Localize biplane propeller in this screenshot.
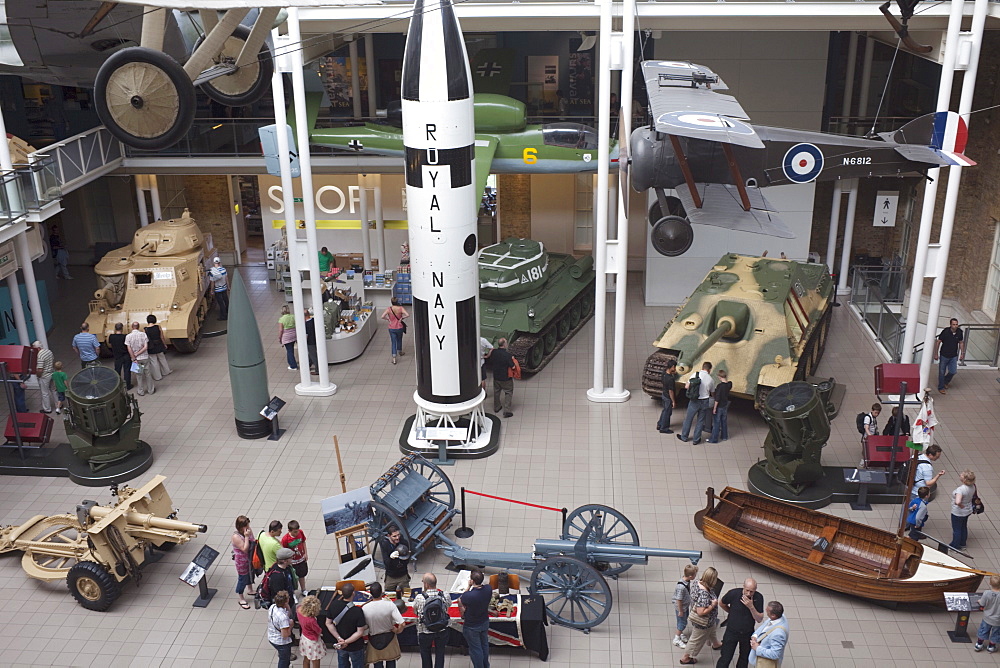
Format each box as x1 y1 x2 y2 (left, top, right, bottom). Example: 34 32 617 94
630 60 974 257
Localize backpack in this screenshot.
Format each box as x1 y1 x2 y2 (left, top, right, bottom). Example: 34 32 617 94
685 373 701 400
420 591 450 633
251 531 266 573
855 412 869 435
510 357 522 380
255 564 290 609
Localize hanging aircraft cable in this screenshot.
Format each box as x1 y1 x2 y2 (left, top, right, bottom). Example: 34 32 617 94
865 38 903 140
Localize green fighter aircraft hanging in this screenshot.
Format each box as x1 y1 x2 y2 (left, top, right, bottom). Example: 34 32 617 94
298 49 620 198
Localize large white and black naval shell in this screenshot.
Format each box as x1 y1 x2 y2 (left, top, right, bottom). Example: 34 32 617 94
402 0 481 405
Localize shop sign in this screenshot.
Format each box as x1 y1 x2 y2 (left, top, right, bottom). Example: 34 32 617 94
266 185 362 215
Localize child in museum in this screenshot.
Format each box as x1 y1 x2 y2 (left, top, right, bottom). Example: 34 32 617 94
672 563 698 648
975 574 1000 653
906 486 930 540
281 520 309 593
52 361 67 414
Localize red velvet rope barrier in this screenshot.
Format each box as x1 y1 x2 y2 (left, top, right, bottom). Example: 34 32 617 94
465 489 563 513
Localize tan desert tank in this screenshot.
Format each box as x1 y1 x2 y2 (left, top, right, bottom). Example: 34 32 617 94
641 253 834 407
85 209 215 353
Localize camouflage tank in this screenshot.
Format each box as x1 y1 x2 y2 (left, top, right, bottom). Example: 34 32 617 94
85 209 215 354
479 238 595 373
641 253 834 407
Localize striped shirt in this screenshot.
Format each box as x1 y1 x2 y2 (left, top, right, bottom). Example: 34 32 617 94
209 265 228 292
36 348 54 377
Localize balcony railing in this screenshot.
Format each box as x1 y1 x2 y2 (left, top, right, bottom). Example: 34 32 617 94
25 126 123 197
850 266 908 361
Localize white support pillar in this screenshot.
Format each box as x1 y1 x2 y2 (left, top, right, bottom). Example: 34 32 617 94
348 38 362 120
372 174 386 270
825 180 843 272
365 34 377 119
149 174 162 221
286 12 335 396
6 274 27 345
841 32 859 133
918 0 990 390
357 174 372 270
901 0 966 363
15 233 46 348
836 180 859 295
135 176 149 227
586 0 615 402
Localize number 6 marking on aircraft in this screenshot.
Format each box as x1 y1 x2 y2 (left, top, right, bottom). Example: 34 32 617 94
523 148 538 164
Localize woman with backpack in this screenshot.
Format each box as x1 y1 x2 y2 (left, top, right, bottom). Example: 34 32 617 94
231 515 255 609
381 298 409 365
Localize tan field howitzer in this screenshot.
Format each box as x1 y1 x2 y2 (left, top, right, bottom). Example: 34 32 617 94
0 476 206 611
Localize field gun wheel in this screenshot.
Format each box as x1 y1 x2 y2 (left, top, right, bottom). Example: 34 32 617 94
367 501 410 569
562 504 640 576
67 561 121 611
556 315 572 340
18 518 86 580
542 329 557 355
195 25 274 107
409 456 457 510
530 556 612 630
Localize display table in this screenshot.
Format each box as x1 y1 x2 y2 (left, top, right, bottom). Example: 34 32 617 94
325 310 377 363
316 589 548 661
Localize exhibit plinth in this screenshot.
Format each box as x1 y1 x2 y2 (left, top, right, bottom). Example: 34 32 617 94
586 388 631 403
747 462 907 510
0 441 154 486
400 392 501 460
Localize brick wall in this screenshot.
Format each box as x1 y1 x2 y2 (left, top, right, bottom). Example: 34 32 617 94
497 174 531 239
183 175 234 255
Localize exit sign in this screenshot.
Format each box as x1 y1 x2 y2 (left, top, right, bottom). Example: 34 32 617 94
293 197 303 203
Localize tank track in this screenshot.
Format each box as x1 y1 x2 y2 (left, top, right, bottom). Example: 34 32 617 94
641 351 679 399
507 284 596 375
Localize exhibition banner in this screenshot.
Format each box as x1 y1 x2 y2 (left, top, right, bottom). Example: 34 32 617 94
0 280 53 345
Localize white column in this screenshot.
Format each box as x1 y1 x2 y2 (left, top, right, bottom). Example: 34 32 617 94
587 0 613 401
349 38 362 120
365 34 377 119
901 0 966 363
358 174 372 270
918 0 990 389
825 180 843 272
836 180 858 295
135 176 149 227
15 233 46 348
841 32 859 133
149 174 162 221
6 274 28 345
373 174 387 270
289 10 334 395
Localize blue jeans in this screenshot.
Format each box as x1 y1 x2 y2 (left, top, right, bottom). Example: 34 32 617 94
235 571 251 594
271 641 292 668
978 620 1000 645
680 398 709 441
284 342 297 369
389 328 404 355
337 648 366 668
463 622 490 668
950 513 970 548
657 399 673 432
419 630 449 668
710 403 729 442
938 355 958 390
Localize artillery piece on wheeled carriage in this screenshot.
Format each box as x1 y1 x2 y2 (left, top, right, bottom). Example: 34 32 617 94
366 455 702 632
0 476 206 611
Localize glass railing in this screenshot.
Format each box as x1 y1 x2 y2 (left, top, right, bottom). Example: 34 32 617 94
850 267 907 361
959 325 1000 367
0 170 28 227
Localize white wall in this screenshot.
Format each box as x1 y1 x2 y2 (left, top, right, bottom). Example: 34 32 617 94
529 174 575 254
641 31 829 305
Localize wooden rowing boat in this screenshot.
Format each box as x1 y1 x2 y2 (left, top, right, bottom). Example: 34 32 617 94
694 487 983 603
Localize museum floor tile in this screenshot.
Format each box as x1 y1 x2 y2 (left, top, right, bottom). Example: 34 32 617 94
0 266 997 667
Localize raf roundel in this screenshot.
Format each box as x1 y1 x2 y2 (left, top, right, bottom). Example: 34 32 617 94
782 143 824 183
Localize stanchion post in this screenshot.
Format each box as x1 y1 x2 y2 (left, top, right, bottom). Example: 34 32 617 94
561 507 568 534
455 486 474 538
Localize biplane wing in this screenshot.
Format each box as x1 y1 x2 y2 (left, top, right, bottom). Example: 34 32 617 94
642 60 764 149
675 184 794 238
111 0 375 7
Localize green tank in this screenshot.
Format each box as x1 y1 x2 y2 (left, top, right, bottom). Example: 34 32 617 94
641 253 834 407
479 238 595 374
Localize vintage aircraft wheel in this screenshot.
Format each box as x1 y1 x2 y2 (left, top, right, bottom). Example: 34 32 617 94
95 47 195 150
568 302 583 329
542 329 557 355
196 25 274 107
648 197 686 226
366 501 410 569
650 215 694 257
67 561 121 612
530 556 612 630
562 504 640 576
556 315 572 340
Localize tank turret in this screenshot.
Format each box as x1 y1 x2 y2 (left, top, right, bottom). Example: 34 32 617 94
479 238 595 374
85 209 216 354
642 253 834 407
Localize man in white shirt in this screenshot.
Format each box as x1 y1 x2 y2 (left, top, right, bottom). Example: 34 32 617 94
362 582 403 668
124 322 154 396
677 361 716 445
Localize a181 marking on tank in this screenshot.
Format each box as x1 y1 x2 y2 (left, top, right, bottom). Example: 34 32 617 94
641 253 834 406
85 209 215 354
479 238 595 374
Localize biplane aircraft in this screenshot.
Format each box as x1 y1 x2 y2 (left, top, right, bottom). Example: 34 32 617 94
630 60 975 257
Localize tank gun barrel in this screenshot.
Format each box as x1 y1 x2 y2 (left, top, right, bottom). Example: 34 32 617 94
677 316 736 374
88 506 208 534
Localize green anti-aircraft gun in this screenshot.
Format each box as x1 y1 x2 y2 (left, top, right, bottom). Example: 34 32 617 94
479 239 595 374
